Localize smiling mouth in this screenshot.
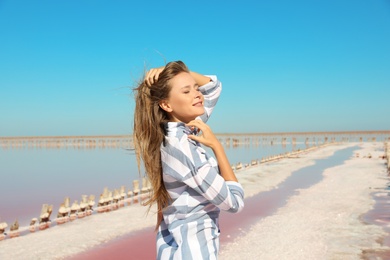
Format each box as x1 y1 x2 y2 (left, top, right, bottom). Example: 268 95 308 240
193 101 203 107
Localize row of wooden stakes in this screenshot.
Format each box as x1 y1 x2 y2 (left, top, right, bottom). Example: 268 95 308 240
385 142 390 174
0 178 152 241
232 144 326 170
354 142 389 170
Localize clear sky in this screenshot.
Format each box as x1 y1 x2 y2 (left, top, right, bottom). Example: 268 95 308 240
1 0 389 136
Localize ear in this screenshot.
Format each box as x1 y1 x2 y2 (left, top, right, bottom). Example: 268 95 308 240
159 100 172 112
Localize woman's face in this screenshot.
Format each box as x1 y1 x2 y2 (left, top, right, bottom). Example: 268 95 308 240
160 72 204 123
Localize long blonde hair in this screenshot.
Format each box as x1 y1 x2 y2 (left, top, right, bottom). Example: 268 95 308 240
133 61 189 225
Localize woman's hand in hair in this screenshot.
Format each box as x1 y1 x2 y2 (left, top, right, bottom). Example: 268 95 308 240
145 66 165 86
186 120 220 150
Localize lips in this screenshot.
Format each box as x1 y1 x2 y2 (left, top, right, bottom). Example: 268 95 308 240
193 101 203 107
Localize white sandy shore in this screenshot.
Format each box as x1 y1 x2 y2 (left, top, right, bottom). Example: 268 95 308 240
220 142 390 260
0 142 388 259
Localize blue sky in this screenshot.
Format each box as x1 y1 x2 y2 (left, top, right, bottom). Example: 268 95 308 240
1 0 389 136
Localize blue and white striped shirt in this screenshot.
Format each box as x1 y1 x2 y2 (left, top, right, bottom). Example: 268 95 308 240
156 76 245 259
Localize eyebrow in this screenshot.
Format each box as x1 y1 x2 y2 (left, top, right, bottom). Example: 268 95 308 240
181 83 199 90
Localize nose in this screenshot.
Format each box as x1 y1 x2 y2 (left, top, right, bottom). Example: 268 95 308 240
194 89 202 99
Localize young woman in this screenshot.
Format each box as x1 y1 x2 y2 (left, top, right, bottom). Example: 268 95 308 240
133 61 244 259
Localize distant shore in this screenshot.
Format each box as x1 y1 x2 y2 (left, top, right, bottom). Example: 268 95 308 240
1 130 389 151
1 129 390 139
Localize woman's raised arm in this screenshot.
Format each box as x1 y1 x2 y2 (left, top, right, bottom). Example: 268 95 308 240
144 66 211 87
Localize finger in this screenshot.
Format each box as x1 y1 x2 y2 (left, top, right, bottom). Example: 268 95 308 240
189 123 206 134
186 123 201 133
145 77 150 86
153 71 160 82
186 119 204 128
145 69 153 80
144 72 152 86
188 121 210 134
145 69 157 86
187 134 200 142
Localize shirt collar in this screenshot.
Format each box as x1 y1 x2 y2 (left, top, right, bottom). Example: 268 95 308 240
164 122 197 137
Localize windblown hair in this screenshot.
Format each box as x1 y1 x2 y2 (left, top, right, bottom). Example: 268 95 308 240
133 61 189 226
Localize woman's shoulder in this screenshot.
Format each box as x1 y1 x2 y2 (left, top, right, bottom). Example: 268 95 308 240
162 132 197 155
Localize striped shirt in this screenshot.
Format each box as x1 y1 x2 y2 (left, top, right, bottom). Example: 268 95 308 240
156 76 245 259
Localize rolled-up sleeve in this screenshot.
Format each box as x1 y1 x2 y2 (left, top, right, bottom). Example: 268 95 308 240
197 75 222 123
184 160 244 213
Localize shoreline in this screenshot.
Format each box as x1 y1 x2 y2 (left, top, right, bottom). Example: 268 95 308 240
0 142 389 259
220 142 390 259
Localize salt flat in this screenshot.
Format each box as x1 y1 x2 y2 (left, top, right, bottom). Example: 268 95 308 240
220 142 390 260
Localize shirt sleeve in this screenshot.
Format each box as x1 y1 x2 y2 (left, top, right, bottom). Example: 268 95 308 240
161 137 244 213
188 155 244 213
196 75 222 123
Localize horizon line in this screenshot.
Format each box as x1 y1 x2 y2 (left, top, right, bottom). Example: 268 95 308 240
1 130 390 140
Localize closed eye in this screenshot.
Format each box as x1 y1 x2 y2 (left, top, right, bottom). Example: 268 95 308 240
181 84 199 94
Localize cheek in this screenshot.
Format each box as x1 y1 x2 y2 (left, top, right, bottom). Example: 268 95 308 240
170 96 187 109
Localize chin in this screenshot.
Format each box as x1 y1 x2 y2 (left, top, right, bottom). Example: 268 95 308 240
181 109 205 122
194 111 205 118
195 107 205 115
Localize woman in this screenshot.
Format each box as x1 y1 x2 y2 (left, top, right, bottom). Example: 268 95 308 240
133 61 244 259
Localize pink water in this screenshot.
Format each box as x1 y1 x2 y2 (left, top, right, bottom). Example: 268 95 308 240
0 139 307 226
